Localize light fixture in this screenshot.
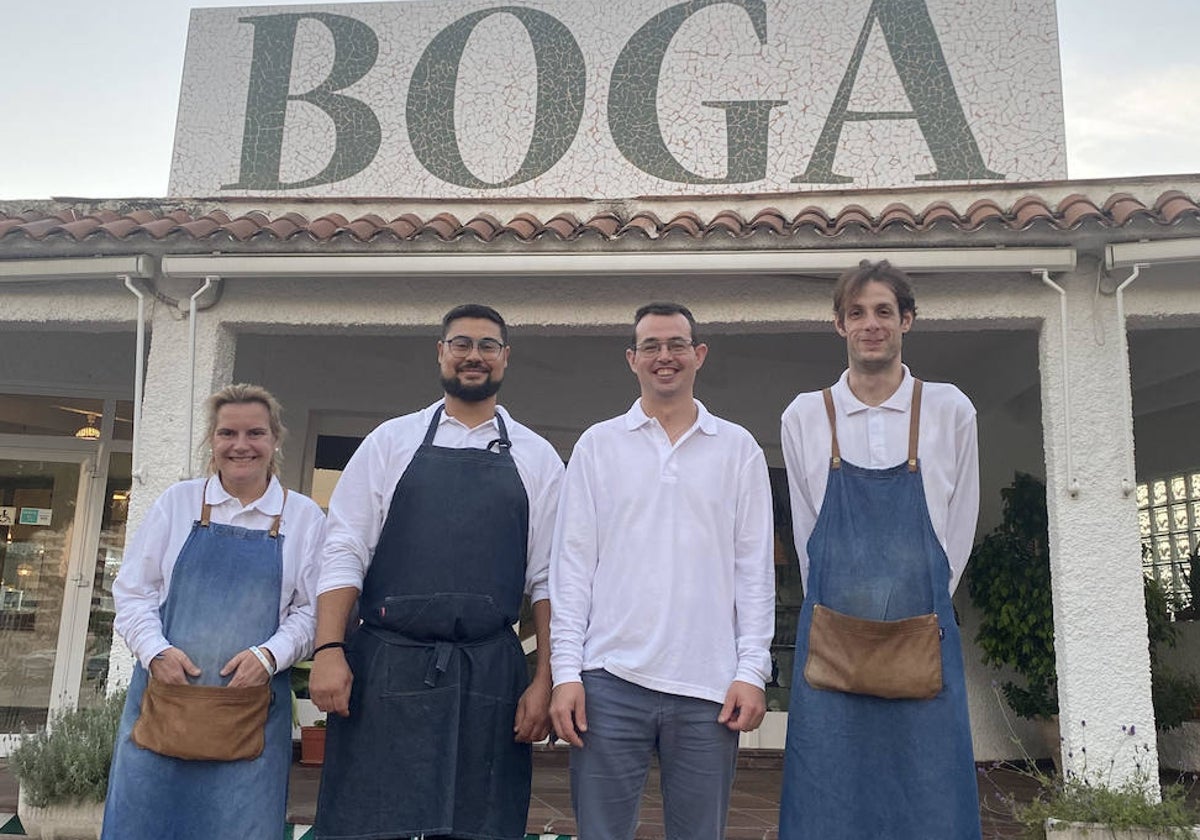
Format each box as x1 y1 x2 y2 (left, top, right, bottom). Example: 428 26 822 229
1106 238 1200 269
75 413 101 440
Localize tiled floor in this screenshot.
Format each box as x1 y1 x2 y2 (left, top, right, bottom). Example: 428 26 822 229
0 751 1193 838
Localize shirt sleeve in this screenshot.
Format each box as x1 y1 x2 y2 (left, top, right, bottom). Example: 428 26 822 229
781 401 819 589
112 493 176 669
523 446 564 604
732 446 777 687
945 398 980 593
549 435 600 687
262 504 326 670
318 430 388 595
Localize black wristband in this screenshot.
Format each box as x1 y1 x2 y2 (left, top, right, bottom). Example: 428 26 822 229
312 641 346 656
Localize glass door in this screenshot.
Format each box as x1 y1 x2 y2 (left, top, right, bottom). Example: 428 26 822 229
0 454 90 737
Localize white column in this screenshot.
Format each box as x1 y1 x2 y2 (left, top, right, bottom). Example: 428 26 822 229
108 300 235 691
1039 259 1155 784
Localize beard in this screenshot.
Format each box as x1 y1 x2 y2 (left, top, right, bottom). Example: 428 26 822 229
441 368 503 402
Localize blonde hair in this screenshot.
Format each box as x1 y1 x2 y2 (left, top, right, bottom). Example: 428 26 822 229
203 383 287 476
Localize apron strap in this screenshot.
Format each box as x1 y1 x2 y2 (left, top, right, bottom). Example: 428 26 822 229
908 379 924 473
199 477 213 526
425 404 513 452
822 388 841 469
200 477 288 535
268 488 288 538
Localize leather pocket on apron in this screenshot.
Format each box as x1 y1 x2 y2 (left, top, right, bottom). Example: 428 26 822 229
804 604 943 700
131 678 270 761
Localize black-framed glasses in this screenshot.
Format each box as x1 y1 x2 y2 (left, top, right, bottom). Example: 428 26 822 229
442 335 506 359
632 338 696 357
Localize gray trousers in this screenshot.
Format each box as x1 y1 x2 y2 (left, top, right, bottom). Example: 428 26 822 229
569 669 739 840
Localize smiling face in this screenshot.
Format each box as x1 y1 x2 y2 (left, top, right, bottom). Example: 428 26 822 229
438 316 509 402
211 401 276 494
835 279 912 375
627 312 707 404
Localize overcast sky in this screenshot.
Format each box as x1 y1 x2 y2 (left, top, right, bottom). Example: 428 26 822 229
0 0 1195 199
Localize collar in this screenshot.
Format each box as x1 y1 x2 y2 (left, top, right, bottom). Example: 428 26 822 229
428 399 504 432
623 398 718 436
206 473 284 514
832 365 914 415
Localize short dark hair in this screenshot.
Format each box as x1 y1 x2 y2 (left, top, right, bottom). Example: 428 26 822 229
832 260 918 323
442 303 508 343
632 302 699 346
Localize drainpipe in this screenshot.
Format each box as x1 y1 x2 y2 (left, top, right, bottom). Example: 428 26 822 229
1035 270 1079 498
122 276 147 485
1113 265 1143 498
184 277 215 480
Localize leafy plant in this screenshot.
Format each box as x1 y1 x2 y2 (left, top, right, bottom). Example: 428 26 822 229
967 473 1057 719
11 690 126 807
1153 668 1200 732
1012 723 1199 839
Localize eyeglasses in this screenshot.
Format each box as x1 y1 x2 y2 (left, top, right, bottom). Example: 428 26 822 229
632 339 696 357
442 336 506 359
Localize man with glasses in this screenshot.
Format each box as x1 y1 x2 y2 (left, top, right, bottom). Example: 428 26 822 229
549 302 775 840
310 304 564 840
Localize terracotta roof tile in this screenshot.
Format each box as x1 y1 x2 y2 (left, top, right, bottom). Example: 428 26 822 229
1 188 1199 252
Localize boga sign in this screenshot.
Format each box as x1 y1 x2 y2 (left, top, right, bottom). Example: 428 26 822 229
169 0 1066 198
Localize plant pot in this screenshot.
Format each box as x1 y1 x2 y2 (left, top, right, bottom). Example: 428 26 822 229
300 725 326 767
1046 818 1200 839
17 786 104 839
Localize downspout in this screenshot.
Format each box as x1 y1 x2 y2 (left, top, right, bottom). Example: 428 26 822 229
184 277 216 480
1113 265 1143 498
1035 270 1079 498
122 276 146 485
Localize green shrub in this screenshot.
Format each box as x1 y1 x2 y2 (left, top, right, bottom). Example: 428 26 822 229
11 690 126 807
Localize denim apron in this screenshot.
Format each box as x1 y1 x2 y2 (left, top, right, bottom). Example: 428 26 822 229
103 483 291 840
316 407 531 840
779 382 981 840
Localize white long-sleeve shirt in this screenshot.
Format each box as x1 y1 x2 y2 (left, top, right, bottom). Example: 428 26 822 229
113 475 326 671
550 399 776 705
318 401 564 602
781 366 979 594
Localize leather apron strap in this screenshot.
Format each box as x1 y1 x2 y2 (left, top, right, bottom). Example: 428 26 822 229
822 379 924 472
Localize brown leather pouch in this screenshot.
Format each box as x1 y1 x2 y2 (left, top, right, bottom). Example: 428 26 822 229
131 678 269 761
804 603 943 700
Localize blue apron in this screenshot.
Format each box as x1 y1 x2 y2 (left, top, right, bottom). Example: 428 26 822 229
779 382 981 840
315 406 531 840
103 484 292 840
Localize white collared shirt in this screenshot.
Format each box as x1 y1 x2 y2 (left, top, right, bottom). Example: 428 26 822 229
780 366 979 594
550 399 776 704
113 475 326 671
318 400 564 601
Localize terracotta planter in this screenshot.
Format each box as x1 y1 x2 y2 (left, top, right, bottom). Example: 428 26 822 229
1045 819 1200 839
17 786 104 839
300 725 326 766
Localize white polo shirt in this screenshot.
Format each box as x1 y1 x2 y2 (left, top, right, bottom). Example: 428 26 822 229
550 399 776 705
318 400 564 602
781 366 979 594
113 475 326 671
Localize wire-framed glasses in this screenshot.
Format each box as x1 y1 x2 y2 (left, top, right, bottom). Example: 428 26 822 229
442 336 506 359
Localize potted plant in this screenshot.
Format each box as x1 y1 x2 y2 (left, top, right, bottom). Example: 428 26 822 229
1012 724 1200 839
291 658 327 766
300 717 327 767
11 689 126 839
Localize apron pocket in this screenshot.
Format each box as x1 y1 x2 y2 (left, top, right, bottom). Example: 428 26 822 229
131 678 269 761
377 593 508 639
804 604 942 700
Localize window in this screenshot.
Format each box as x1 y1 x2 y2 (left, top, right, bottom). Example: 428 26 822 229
1138 471 1200 617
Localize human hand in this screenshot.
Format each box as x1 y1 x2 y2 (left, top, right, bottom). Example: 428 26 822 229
717 680 766 732
514 675 552 743
310 647 353 717
149 647 201 685
549 682 588 748
220 649 274 687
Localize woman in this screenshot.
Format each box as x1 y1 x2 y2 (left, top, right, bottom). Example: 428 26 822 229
102 384 325 839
